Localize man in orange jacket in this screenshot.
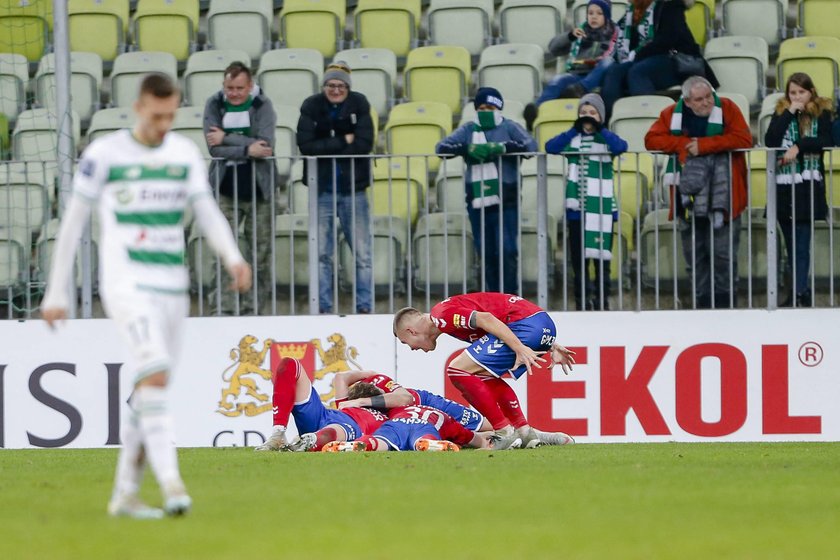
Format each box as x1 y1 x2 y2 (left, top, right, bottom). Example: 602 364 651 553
645 76 753 309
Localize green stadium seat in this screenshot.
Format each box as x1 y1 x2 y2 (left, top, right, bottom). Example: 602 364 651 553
110 51 178 107
0 0 52 62
279 0 345 58
333 48 397 119
719 92 751 125
704 35 769 109
132 0 199 62
777 36 840 103
685 0 715 48
0 53 28 124
614 151 655 222
368 157 428 228
427 0 493 57
353 0 421 58
520 156 567 234
477 43 544 107
257 48 324 115
68 0 128 62
34 52 103 125
533 98 579 151
183 49 251 107
404 46 471 115
207 0 273 61
0 171 48 239
0 112 9 158
499 0 566 50
384 101 452 174
798 0 840 41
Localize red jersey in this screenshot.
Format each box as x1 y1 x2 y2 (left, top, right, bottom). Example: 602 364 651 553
430 292 543 342
343 407 388 435
363 373 420 404
388 405 475 446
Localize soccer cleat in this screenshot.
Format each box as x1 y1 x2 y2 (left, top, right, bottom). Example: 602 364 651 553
321 440 366 452
517 427 543 449
107 494 164 520
254 429 290 452
488 434 522 450
533 429 575 445
287 432 318 452
163 482 192 517
415 439 460 452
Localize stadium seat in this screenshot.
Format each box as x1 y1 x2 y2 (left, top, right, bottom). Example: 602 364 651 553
0 113 9 158
611 210 634 282
368 157 428 227
35 218 98 290
798 0 840 41
333 48 397 119
718 92 751 125
339 214 410 294
459 99 526 128
132 0 199 62
519 210 558 293
520 156 567 234
498 0 565 50
824 149 840 207
758 92 785 145
639 208 688 288
34 52 103 124
0 0 52 62
572 0 628 26
0 161 55 204
285 160 308 213
257 48 324 115
532 98 579 150
477 43 545 107
0 224 28 297
721 0 788 51
776 37 840 103
0 53 28 124
275 104 301 180
171 106 210 160
739 208 777 285
0 173 48 241
68 0 128 63
813 208 840 285
744 149 769 209
279 0 345 58
273 213 310 287
685 0 715 48
403 46 471 115
207 0 273 62
704 36 769 109
353 0 421 58
12 109 81 169
614 151 656 221
609 95 674 152
87 107 136 143
183 49 251 107
426 0 494 57
187 219 249 290
384 101 453 174
434 157 466 214
412 212 476 292
110 51 178 107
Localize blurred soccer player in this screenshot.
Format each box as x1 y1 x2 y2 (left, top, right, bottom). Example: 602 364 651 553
393 292 575 447
42 73 252 519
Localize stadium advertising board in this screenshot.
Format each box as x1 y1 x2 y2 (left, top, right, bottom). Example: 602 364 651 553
0 310 837 448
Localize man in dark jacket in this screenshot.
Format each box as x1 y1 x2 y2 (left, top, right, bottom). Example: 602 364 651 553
296 62 374 314
204 61 279 315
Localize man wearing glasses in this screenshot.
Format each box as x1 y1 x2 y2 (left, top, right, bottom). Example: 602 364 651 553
297 62 375 314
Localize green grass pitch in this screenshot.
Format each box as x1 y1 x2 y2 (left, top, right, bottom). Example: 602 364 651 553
1 443 839 560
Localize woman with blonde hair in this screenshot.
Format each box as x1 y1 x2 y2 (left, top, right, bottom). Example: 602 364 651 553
765 72 834 307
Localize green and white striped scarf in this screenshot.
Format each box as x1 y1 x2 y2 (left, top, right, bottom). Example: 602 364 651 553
663 93 724 185
777 115 821 185
222 95 254 167
470 110 504 209
565 132 616 260
618 1 656 62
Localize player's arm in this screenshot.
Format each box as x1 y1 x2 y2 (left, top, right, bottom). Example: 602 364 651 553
333 370 379 400
338 390 414 410
41 195 93 328
473 311 546 376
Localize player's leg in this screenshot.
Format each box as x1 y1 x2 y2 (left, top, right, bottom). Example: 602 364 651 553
412 425 459 452
447 352 512 432
108 410 162 519
255 357 311 451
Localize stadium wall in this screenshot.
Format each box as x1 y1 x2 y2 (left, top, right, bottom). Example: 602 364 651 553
1 310 837 449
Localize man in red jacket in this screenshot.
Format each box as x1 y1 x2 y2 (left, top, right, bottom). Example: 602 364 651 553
645 76 752 309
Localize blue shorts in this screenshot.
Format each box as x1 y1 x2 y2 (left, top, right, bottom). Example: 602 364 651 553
415 389 484 431
374 418 441 451
292 387 361 441
466 311 556 380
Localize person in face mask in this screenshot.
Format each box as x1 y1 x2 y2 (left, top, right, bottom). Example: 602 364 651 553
436 87 538 294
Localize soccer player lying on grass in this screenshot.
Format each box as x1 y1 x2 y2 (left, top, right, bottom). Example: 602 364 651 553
254 357 387 452
393 292 576 447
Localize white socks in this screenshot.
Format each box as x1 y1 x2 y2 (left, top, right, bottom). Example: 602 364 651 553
112 409 145 500
132 386 184 493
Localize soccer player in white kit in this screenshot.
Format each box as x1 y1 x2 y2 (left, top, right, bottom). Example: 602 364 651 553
42 74 252 519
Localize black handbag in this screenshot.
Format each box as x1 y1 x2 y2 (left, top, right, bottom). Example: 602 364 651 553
670 50 706 77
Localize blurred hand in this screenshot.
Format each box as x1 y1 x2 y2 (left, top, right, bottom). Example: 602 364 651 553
42 307 67 330
344 133 355 144
551 344 576 375
782 144 800 164
572 28 586 39
788 101 805 114
206 126 225 147
227 262 252 292
247 140 273 158
686 138 700 157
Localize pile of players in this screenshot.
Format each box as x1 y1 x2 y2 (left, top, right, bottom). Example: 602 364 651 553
256 292 577 453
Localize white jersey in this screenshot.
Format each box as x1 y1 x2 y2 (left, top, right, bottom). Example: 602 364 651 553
74 129 210 295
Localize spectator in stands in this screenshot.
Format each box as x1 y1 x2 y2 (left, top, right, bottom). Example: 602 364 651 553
436 87 538 294
600 0 718 120
523 0 618 132
204 61 279 315
832 99 840 146
765 72 833 308
545 93 628 311
297 61 374 314
645 76 752 309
